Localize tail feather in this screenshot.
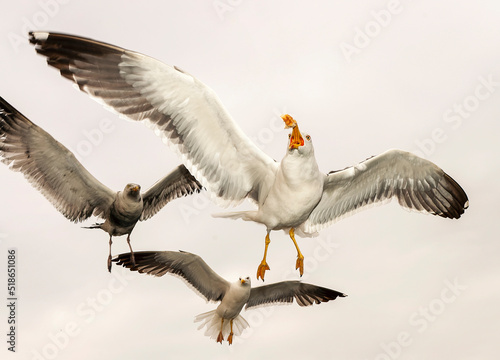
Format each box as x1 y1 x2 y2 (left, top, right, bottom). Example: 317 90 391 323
82 222 103 229
194 310 249 341
212 211 258 222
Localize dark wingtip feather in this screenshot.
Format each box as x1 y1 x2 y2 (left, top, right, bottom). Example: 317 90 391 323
440 172 469 219
113 251 158 274
28 31 37 44
0 96 20 116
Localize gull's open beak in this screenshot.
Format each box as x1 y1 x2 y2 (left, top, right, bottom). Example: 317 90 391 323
282 114 304 150
131 185 140 192
289 125 304 150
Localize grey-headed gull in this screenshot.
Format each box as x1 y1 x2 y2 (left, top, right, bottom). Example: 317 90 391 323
0 96 202 271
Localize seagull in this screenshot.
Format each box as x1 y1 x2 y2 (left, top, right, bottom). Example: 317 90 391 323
29 31 469 280
113 250 346 344
0 96 202 271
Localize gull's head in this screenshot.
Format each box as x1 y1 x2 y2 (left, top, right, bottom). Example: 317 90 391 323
281 114 314 156
239 276 251 287
124 183 141 198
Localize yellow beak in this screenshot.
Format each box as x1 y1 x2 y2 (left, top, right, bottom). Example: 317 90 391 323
241 279 246 284
289 125 304 150
282 114 304 149
131 185 140 192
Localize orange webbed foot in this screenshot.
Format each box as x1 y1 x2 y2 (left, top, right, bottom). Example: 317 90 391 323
227 332 234 345
295 255 304 277
216 331 224 344
256 261 270 281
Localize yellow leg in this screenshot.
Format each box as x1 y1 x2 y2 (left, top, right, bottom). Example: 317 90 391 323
289 228 304 276
227 319 234 345
256 232 271 281
216 318 224 344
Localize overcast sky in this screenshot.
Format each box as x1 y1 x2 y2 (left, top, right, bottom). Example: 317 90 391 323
1 1 499 359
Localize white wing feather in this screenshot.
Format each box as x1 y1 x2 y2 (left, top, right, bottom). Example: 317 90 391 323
301 149 469 234
30 32 278 207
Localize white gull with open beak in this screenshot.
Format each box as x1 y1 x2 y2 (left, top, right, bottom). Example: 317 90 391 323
29 32 469 280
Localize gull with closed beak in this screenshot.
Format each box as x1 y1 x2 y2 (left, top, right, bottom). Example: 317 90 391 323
0 96 202 271
113 250 346 344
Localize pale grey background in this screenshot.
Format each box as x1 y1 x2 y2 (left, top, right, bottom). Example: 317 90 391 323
1 1 499 359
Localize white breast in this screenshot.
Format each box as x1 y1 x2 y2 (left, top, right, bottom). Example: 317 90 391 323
216 282 251 320
258 148 324 230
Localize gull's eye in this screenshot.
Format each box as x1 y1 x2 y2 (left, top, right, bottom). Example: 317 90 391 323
288 134 291 138
246 277 250 280
239 277 241 281
306 135 311 141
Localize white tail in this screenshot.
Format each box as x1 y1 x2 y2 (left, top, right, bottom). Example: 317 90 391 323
194 310 249 341
212 210 258 222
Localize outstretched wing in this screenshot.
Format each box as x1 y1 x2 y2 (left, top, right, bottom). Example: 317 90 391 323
113 251 230 302
245 280 346 309
0 97 115 222
29 31 278 207
301 149 469 234
140 164 203 221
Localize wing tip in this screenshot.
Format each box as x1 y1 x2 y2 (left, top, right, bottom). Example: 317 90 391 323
0 97 21 118
29 31 49 44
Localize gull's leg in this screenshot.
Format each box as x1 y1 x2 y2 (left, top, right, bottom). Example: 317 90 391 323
126 234 136 266
289 228 304 276
216 318 224 344
107 235 113 273
256 231 271 281
227 319 234 345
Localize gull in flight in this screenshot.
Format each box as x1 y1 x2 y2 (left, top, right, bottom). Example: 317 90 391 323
113 250 346 344
0 96 202 271
29 32 469 280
